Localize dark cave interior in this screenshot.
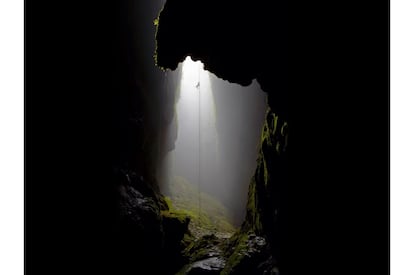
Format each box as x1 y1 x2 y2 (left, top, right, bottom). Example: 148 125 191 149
110 0 288 274
26 0 389 274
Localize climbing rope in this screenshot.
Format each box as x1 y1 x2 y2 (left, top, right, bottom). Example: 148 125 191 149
197 62 202 226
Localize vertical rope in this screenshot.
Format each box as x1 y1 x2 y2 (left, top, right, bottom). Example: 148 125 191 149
198 62 201 226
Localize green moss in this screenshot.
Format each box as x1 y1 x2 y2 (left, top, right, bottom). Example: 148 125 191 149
175 234 225 274
184 240 210 261
263 157 269 187
261 110 279 148
244 175 262 234
168 176 236 234
281 122 288 136
261 109 285 152
220 231 250 275
271 113 278 135
275 141 281 154
164 196 173 210
181 232 195 253
281 121 288 152
153 5 165 70
161 209 189 224
261 120 271 146
161 195 192 226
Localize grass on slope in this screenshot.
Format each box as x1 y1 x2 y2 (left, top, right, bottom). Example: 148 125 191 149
165 176 236 237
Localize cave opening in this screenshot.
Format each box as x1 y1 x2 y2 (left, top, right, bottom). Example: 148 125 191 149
158 56 268 240
110 1 288 273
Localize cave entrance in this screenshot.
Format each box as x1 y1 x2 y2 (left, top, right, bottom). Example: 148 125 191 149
160 56 267 239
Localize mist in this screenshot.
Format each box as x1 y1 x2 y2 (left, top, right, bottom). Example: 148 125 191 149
160 57 267 226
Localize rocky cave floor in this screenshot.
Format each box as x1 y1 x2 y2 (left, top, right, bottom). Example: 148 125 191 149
161 176 277 275
118 169 279 275
174 222 274 275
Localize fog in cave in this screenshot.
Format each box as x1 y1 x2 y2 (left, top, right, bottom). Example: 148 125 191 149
159 56 267 226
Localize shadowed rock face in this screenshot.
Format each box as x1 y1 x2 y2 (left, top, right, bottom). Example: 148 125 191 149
155 0 288 118
186 257 226 274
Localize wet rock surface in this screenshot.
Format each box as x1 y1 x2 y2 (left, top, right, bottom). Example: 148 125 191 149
176 231 272 275
115 168 190 274
185 257 226 274
220 231 269 275
178 234 227 274
114 169 165 274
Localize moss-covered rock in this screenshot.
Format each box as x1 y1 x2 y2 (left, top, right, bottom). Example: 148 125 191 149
221 108 287 273
172 108 287 274
159 192 203 274
183 234 223 262
161 209 192 273
220 230 268 275
177 234 227 275
245 109 288 235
